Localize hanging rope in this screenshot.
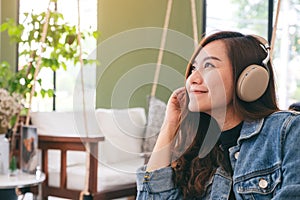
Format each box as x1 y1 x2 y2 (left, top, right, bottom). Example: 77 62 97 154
76 0 92 199
25 0 51 125
270 0 281 58
76 0 89 139
151 0 173 97
151 0 198 96
190 0 199 49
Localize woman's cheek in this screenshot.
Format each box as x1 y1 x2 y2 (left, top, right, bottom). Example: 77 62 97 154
206 74 229 107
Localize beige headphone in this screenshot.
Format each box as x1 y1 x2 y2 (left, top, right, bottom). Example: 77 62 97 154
236 35 271 102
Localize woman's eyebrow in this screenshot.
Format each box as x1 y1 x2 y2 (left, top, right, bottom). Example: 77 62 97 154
192 56 221 66
203 56 221 62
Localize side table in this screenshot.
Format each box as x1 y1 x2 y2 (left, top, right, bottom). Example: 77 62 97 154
0 171 45 200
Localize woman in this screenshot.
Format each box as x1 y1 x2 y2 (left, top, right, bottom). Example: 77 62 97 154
136 31 300 199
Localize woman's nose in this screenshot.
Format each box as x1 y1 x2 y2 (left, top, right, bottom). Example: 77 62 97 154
188 70 204 85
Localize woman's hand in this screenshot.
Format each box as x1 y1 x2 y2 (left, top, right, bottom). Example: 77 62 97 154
162 87 187 131
146 87 186 171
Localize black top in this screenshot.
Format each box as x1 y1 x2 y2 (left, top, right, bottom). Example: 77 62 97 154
219 122 243 156
218 122 243 200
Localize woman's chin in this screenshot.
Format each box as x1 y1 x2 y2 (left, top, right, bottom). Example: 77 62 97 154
188 104 201 112
188 103 212 114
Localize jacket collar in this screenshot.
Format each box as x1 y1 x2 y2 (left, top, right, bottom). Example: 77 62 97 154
237 118 264 145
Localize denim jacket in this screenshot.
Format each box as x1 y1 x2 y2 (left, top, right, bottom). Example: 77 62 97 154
136 111 300 199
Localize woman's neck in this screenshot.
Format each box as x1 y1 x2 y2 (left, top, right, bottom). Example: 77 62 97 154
209 106 243 131
222 116 243 131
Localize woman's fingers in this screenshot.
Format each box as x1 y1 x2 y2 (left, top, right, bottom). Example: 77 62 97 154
164 87 186 125
174 87 186 108
169 87 186 111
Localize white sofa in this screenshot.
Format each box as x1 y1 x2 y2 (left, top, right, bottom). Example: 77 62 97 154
30 108 147 199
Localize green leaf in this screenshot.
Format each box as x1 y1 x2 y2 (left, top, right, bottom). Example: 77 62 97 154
61 62 67 71
40 89 46 98
93 31 100 39
0 22 8 31
47 89 54 97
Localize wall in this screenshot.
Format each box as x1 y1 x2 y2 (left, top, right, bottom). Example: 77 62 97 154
0 0 18 70
0 0 204 109
96 0 203 109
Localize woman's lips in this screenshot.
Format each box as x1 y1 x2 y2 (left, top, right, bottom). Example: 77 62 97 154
189 87 208 94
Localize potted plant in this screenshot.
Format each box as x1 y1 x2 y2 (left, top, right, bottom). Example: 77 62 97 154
0 62 25 174
0 79 24 135
0 87 23 174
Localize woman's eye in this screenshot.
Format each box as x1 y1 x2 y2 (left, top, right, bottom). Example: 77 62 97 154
203 62 215 68
191 62 214 72
191 65 197 71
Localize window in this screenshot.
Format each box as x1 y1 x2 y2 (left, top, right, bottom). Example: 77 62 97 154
206 0 269 37
18 0 97 111
205 0 300 109
271 0 300 108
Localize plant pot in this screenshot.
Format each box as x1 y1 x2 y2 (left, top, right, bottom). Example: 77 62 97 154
0 134 9 174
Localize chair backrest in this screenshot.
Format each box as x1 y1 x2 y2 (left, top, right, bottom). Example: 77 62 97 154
30 111 101 166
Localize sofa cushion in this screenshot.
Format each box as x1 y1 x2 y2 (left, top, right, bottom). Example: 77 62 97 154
95 108 146 164
30 111 101 137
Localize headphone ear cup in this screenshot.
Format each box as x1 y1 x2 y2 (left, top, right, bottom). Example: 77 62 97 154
237 65 269 102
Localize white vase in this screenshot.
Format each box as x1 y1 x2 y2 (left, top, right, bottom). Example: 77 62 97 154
0 134 9 174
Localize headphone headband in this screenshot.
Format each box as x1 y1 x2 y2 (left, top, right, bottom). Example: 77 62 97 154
250 34 270 68
262 48 270 67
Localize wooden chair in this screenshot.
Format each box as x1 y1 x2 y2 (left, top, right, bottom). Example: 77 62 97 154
38 135 139 200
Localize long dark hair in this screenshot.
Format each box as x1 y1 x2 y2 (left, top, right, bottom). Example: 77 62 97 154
172 31 279 198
